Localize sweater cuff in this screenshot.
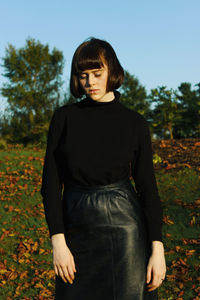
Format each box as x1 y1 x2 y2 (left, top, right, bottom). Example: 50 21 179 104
147 222 163 243
44 216 65 239
48 227 66 239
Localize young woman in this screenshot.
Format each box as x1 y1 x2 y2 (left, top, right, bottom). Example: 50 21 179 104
40 37 166 300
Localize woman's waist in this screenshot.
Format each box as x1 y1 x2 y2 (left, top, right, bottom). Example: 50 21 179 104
64 176 131 192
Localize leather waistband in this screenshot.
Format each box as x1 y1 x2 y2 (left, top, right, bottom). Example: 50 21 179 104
65 177 131 192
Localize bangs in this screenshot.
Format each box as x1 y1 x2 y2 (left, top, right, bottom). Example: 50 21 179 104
74 46 105 73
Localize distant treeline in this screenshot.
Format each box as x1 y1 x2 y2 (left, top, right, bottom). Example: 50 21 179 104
0 38 199 146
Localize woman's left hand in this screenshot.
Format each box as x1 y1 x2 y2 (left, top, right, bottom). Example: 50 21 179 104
146 241 166 292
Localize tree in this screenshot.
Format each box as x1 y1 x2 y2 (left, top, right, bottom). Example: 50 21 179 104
148 86 178 139
175 82 200 138
60 88 78 106
119 70 149 118
1 38 64 145
195 83 200 136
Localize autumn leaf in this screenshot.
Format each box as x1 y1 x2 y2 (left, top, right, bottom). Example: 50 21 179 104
163 215 174 225
185 249 196 256
35 282 45 289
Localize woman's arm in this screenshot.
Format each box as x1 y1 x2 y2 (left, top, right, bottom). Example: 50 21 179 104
131 115 166 290
40 108 66 238
131 116 163 242
40 108 77 283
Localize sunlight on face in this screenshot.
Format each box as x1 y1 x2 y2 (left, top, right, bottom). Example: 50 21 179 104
78 64 114 102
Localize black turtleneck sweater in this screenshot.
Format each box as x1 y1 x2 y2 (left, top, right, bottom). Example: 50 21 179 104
40 91 163 242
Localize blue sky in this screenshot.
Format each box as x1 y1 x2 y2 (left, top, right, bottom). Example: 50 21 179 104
0 0 199 113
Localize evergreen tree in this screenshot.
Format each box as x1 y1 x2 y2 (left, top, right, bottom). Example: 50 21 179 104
148 86 178 139
175 82 200 138
119 70 149 118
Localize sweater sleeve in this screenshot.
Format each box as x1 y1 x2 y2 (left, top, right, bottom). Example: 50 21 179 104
40 108 66 239
131 117 163 242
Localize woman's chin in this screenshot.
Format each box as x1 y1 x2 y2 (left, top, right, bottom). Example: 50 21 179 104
87 93 102 101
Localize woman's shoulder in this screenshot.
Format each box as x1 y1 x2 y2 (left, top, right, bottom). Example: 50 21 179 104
120 104 148 127
55 98 86 112
52 102 77 117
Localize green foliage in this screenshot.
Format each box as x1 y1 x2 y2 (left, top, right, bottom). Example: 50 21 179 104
174 82 200 138
148 86 178 139
119 70 150 117
153 153 162 164
1 38 64 145
0 137 7 150
148 83 200 139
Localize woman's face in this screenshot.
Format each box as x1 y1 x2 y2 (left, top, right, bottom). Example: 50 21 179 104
78 63 114 102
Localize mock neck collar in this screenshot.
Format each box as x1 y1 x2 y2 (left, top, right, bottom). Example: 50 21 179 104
84 90 120 107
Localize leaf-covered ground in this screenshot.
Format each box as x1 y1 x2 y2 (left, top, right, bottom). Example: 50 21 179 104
0 140 199 299
152 138 200 172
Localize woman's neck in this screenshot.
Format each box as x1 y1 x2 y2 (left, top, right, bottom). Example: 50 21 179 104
84 90 120 107
88 91 115 103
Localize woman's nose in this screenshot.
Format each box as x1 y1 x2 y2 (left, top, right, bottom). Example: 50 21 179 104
86 74 95 86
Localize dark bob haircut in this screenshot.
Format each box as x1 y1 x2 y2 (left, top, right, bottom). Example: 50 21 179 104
70 37 124 98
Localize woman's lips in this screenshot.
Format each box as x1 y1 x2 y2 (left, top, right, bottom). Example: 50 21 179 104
89 89 99 93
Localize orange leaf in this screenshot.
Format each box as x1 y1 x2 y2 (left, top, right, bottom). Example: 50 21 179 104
39 248 45 254
185 249 196 256
19 271 28 279
179 282 184 289
166 274 176 281
8 271 18 280
179 258 187 266
165 233 172 238
175 246 181 252
163 215 174 225
32 241 38 252
194 142 200 146
178 291 184 297
35 282 44 289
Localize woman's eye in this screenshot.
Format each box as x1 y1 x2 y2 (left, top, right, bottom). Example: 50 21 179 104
95 73 101 77
79 74 86 79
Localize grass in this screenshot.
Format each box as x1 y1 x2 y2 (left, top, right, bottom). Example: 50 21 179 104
0 146 199 299
155 168 200 299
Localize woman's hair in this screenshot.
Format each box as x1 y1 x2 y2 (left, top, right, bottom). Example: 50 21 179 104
70 37 124 98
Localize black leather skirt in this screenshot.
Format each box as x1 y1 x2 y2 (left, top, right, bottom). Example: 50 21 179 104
55 177 158 300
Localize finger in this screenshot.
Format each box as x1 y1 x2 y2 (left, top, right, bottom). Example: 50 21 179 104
147 282 157 288
70 255 76 275
71 255 77 273
67 264 75 281
61 265 73 284
58 266 68 283
54 264 59 276
146 267 152 284
147 278 162 291
150 272 160 287
147 286 157 292
147 280 158 290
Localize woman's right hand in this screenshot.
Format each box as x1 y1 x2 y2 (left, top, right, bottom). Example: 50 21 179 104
51 233 77 284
